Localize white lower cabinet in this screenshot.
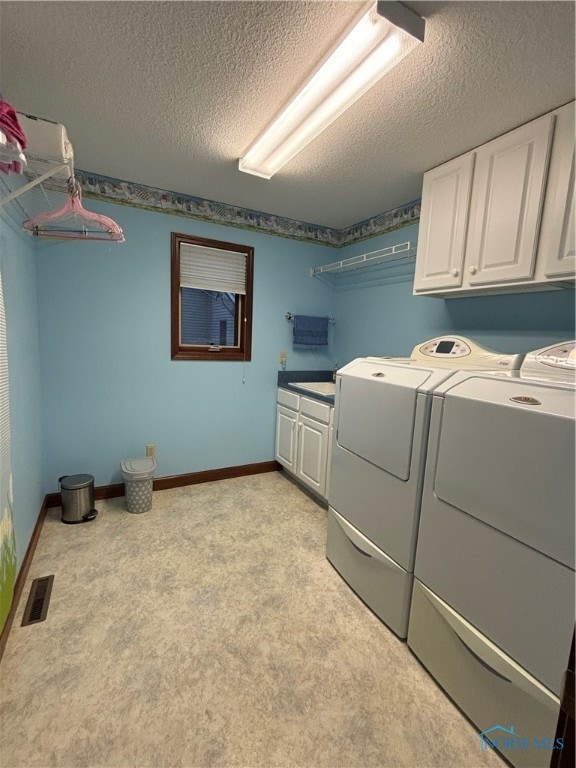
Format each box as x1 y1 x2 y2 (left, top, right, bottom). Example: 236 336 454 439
275 405 298 471
295 414 329 497
275 388 333 501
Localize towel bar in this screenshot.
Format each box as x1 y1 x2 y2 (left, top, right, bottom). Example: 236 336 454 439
285 312 335 324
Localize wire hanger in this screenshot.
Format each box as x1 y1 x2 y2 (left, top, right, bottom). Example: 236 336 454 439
22 178 124 242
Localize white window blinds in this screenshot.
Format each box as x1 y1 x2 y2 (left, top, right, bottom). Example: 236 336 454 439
180 242 247 295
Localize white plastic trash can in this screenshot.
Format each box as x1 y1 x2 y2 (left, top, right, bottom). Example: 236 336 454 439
121 457 156 513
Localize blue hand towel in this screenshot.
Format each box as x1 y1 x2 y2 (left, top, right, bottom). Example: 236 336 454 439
293 315 329 348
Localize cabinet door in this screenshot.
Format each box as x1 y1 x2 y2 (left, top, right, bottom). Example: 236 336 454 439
296 415 329 498
466 113 554 285
540 102 576 278
326 425 334 502
413 153 474 292
275 405 298 471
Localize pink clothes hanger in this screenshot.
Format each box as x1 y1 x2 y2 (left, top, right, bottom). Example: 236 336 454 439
22 179 124 242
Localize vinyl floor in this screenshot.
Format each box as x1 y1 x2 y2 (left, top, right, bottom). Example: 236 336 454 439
0 471 505 768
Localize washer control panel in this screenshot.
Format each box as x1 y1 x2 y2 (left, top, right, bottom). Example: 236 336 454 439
521 341 576 382
408 336 523 370
418 338 471 358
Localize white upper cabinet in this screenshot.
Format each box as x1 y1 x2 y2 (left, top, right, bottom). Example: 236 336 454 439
466 114 553 285
414 101 575 296
413 153 474 291
539 101 576 278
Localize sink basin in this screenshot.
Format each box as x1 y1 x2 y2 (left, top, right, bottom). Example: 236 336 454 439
293 381 336 395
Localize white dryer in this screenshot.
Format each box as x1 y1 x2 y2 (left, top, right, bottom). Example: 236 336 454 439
326 336 523 638
408 341 575 768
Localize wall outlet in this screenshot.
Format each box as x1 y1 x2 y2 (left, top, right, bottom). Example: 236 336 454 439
146 444 156 458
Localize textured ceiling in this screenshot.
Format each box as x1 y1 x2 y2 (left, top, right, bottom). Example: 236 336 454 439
0 1 574 229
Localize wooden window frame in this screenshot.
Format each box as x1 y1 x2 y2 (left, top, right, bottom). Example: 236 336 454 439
171 232 253 361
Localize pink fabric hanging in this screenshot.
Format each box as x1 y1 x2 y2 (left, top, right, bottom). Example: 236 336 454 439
0 99 27 148
0 99 27 174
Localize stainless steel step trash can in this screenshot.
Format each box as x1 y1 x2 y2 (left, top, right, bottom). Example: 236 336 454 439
121 457 156 513
59 474 98 524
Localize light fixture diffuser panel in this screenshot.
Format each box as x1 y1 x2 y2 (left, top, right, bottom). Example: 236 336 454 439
239 1 425 179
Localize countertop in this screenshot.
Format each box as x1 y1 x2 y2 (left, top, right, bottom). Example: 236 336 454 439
277 370 335 405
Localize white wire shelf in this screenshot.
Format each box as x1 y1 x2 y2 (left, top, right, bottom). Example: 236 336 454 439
0 150 74 205
0 155 74 227
310 241 416 287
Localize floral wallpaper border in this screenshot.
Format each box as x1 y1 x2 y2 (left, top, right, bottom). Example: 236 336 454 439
74 170 420 248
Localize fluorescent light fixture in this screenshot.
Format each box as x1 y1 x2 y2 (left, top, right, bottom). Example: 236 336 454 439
239 1 425 179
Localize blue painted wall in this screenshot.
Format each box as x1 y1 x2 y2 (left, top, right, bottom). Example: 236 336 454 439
36 200 336 491
0 215 44 568
333 223 576 363
35 201 576 494
5 190 575 567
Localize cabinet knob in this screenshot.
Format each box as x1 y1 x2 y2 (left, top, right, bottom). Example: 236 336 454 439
451 268 459 277
469 265 478 275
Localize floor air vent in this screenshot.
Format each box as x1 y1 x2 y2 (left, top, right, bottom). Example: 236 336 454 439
21 575 54 626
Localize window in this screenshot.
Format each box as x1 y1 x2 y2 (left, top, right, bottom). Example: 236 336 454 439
171 232 253 360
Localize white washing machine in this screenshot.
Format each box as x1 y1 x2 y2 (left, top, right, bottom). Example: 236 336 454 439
408 341 575 768
326 336 523 638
